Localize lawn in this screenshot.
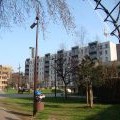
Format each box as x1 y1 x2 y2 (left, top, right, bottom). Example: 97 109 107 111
4 87 18 94
4 88 60 94
0 97 120 120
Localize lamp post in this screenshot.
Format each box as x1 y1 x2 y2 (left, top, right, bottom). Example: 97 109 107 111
18 64 21 93
54 56 57 98
30 13 39 116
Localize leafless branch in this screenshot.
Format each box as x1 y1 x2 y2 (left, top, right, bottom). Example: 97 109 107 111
0 0 75 32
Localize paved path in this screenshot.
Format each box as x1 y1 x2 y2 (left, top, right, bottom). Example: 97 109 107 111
0 107 21 120
0 90 22 120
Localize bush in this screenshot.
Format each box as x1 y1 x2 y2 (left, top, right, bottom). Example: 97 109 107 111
51 88 64 93
93 78 120 103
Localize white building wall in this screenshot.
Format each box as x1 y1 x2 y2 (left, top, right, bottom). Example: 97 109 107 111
103 41 111 62
97 42 104 62
78 47 89 62
109 41 117 61
49 56 55 87
98 42 110 62
38 57 44 83
98 41 117 62
49 60 55 87
29 58 34 84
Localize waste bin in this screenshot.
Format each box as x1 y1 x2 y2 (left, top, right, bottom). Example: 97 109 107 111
35 89 45 112
36 102 44 111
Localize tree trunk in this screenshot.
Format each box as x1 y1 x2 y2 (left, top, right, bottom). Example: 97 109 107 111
64 84 67 99
88 82 93 108
86 82 89 106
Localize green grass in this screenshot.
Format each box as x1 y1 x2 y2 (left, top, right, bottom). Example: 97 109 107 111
0 97 120 120
0 97 33 120
4 88 64 94
37 98 120 120
41 88 53 93
4 88 18 94
41 88 64 94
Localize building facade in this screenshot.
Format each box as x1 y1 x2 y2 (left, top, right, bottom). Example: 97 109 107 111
25 41 118 88
0 65 12 90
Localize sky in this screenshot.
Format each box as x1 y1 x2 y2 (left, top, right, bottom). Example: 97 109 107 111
0 0 119 72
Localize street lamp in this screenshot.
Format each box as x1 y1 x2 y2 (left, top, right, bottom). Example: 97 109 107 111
54 57 57 98
30 14 39 116
18 64 21 93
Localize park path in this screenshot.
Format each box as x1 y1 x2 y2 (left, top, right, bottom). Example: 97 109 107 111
0 107 21 120
0 90 21 120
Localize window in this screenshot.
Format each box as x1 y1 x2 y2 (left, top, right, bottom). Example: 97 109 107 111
99 57 102 61
105 57 108 62
99 51 102 55
99 45 102 49
81 50 83 54
105 50 108 54
105 44 108 48
85 48 87 53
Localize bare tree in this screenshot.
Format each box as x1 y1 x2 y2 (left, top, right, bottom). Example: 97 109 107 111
74 26 87 47
0 0 75 31
51 51 78 99
59 43 67 51
1 0 119 41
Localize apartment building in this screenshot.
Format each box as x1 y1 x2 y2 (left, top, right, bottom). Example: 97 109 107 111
25 41 118 88
0 65 12 90
25 58 30 84
89 41 117 62
44 53 50 87
48 54 56 88
38 57 45 87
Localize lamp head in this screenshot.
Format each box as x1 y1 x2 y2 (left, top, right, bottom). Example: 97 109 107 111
29 47 34 49
30 22 37 29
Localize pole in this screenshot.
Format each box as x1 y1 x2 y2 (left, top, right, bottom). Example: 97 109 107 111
55 70 57 98
33 14 39 116
55 56 57 98
18 64 21 93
